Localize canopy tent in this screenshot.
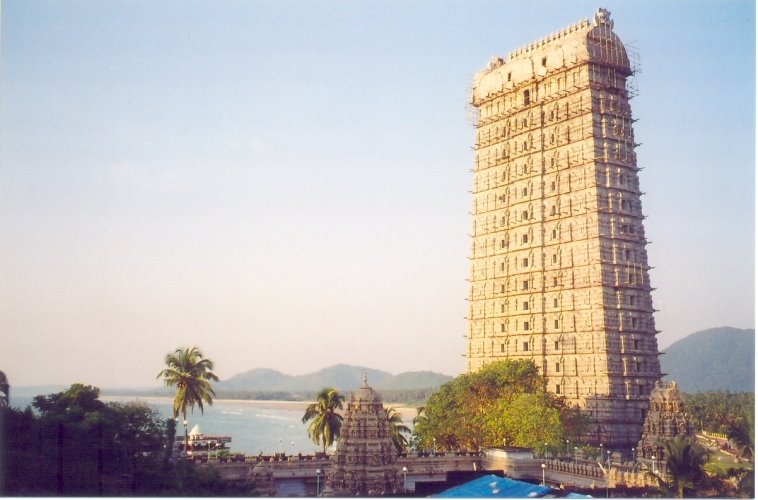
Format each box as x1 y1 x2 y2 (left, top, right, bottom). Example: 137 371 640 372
433 474 553 498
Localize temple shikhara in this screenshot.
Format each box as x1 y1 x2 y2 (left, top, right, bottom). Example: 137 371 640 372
323 376 399 496
466 8 661 447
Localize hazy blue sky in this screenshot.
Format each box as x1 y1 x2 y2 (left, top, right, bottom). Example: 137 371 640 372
1 0 754 388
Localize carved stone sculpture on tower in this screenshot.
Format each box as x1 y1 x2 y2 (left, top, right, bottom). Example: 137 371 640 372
636 381 693 462
322 376 399 496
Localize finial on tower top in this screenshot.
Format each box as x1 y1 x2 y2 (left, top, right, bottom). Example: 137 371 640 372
362 371 368 387
593 7 614 29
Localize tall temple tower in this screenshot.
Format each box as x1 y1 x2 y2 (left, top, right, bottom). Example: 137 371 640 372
466 8 661 448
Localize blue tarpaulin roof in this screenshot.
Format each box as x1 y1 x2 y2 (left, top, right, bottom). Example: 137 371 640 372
433 474 553 498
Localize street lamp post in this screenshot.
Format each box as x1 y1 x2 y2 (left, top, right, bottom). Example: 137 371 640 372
631 447 636 472
433 438 436 454
544 442 548 460
402 466 408 493
599 443 603 460
316 468 321 496
566 439 570 458
279 439 283 456
291 441 295 457
574 446 578 467
541 463 546 486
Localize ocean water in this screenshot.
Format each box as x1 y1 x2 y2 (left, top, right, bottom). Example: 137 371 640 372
10 395 322 456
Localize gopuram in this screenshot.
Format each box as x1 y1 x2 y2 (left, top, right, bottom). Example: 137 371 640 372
636 381 694 465
248 377 482 496
321 376 400 495
466 7 661 448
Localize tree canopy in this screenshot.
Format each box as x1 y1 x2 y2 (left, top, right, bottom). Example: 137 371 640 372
412 360 584 452
3 384 252 496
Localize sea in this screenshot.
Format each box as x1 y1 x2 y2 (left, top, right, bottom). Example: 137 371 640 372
10 395 327 455
9 394 415 456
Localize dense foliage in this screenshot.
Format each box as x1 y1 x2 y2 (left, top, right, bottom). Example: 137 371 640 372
658 436 710 498
1 384 252 495
683 391 754 434
411 360 587 452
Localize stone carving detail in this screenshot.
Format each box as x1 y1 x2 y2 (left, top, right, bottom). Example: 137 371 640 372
468 8 656 448
322 377 399 496
637 381 693 461
593 8 614 29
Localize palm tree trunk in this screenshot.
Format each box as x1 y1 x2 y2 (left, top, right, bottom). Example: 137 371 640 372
183 409 189 457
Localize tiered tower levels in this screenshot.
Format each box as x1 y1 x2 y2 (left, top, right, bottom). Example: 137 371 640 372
466 9 661 448
324 377 399 496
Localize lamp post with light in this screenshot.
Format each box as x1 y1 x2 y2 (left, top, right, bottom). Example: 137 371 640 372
402 466 408 493
541 463 546 486
574 446 578 466
565 439 570 458
316 468 321 496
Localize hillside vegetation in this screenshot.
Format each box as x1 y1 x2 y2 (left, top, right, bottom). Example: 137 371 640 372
661 327 754 393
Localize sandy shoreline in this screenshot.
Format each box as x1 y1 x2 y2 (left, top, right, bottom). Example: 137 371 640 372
102 395 419 419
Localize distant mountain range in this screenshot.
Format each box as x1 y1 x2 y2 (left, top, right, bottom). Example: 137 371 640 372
661 326 754 393
216 364 452 393
15 327 754 401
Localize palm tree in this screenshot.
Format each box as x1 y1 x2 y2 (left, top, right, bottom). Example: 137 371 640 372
385 407 412 453
157 347 219 454
660 435 709 498
728 410 754 460
302 388 344 453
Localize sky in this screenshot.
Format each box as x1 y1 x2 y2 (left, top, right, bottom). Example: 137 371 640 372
1 0 754 389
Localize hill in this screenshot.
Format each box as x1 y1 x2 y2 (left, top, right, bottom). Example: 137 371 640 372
217 364 451 393
661 327 754 393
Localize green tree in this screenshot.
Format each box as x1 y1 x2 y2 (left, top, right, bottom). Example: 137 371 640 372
660 435 709 498
683 391 754 434
412 360 569 451
2 384 250 496
384 407 411 453
728 409 754 460
302 388 344 453
487 393 563 451
156 346 219 454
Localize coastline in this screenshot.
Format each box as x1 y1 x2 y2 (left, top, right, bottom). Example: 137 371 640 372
102 395 419 418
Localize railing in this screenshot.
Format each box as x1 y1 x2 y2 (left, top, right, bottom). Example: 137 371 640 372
543 458 657 487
